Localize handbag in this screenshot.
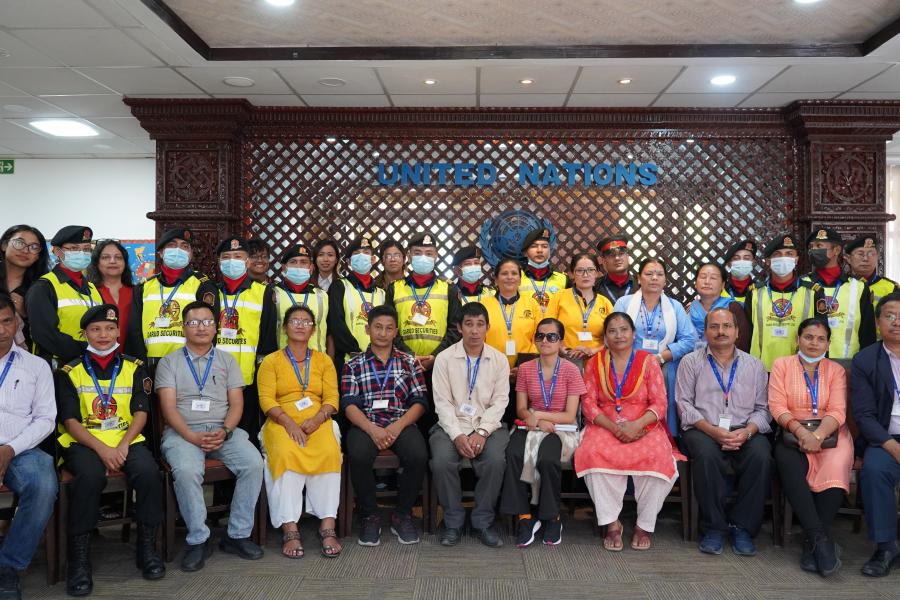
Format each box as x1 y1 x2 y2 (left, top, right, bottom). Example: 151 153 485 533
781 419 838 449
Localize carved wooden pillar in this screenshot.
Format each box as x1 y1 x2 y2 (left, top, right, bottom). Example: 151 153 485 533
125 99 252 277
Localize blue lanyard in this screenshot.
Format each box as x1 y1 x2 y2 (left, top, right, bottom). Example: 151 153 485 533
609 350 635 413
800 358 820 416
529 275 549 301
183 348 214 394
461 291 482 305
573 288 596 330
604 281 631 301
159 280 183 313
0 352 16 390
823 281 843 314
707 354 738 407
368 355 395 395
284 287 311 311
84 354 122 414
222 289 243 320
640 298 661 340
354 285 374 313
500 297 516 337
537 357 561 410
410 280 435 310
466 354 481 402
285 347 311 393
767 284 795 319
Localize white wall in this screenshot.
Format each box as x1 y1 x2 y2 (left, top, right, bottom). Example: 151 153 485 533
0 158 155 241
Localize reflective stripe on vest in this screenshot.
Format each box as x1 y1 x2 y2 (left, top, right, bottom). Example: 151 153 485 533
518 271 567 314
818 278 861 360
275 286 328 352
751 284 814 371
141 275 205 358
216 282 267 385
39 271 103 348
343 278 385 360
393 279 449 356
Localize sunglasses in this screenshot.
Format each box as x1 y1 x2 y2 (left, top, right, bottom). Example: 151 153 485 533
535 332 561 342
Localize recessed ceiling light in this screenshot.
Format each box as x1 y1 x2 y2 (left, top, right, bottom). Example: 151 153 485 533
519 79 535 85
223 76 255 88
317 77 346 87
710 74 737 86
423 79 437 85
29 119 98 137
794 0 821 4
618 78 633 85
264 0 295 6
2 104 32 114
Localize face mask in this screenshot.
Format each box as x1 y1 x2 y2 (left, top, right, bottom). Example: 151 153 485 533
62 250 91 272
410 255 435 275
799 350 827 364
87 342 119 357
350 253 373 275
770 257 796 278
220 259 247 279
808 248 830 268
284 267 310 285
460 264 482 284
162 247 190 269
728 260 753 279
527 259 550 270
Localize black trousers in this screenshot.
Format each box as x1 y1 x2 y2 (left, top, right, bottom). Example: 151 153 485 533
239 382 261 448
346 424 427 517
63 442 162 535
682 428 773 535
774 440 845 537
500 429 562 520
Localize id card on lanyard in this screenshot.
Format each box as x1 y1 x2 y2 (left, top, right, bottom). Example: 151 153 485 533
285 347 313 412
640 298 661 352
800 358 820 416
609 350 635 422
574 289 596 342
155 281 183 328
410 280 435 325
183 348 214 412
537 357 561 411
85 355 122 430
221 290 242 339
501 298 517 356
707 354 738 430
460 354 481 417
369 355 395 410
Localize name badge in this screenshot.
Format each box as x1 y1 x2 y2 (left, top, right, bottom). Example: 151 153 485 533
411 313 428 325
827 317 840 328
294 396 313 412
191 399 211 412
154 316 171 328
505 340 517 356
891 402 900 417
771 327 788 338
220 328 238 340
717 414 732 430
577 331 593 342
460 403 477 417
100 416 120 431
642 339 659 351
372 398 389 410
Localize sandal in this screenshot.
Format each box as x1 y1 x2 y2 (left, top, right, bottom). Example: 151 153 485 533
318 527 342 558
631 526 652 551
281 529 304 559
603 520 624 552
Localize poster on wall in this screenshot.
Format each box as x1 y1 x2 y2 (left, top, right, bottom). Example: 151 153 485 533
47 240 156 284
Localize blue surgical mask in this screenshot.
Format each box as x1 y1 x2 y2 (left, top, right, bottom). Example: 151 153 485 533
220 258 247 279
62 250 91 272
527 259 550 270
350 253 373 275
162 247 190 269
770 256 796 278
460 264 482 284
284 267 310 285
410 255 435 275
799 350 827 364
728 260 753 279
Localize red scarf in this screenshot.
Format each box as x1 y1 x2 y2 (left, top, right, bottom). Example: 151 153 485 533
59 265 83 287
160 264 186 285
730 276 751 295
88 350 118 370
354 272 373 288
607 272 629 287
771 275 796 292
458 280 479 295
815 265 842 286
528 265 549 280
284 280 310 293
410 272 434 288
223 274 247 294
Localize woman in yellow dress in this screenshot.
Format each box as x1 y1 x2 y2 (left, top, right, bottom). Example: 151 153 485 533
257 304 343 559
482 258 542 372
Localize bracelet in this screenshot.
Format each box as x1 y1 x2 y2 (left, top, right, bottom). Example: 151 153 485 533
784 418 798 432
812 431 822 442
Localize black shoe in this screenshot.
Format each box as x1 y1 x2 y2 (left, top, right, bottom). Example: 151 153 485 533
135 524 166 580
473 525 503 548
800 537 817 573
811 533 841 578
861 549 900 577
66 533 93 597
219 536 264 560
358 514 382 546
439 524 462 547
181 539 213 572
390 512 420 545
0 566 21 600
515 516 541 548
543 516 563 546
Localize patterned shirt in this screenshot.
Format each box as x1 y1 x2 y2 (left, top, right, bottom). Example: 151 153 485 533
340 347 428 427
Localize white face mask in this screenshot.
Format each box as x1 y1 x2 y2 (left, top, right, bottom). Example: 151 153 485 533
770 256 796 278
87 342 119 357
728 260 753 279
798 350 827 364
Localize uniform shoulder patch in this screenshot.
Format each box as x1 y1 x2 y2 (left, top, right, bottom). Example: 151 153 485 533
142 377 153 395
202 291 215 306
61 364 74 373
197 274 209 283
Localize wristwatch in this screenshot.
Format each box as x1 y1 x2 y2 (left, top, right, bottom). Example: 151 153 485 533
222 427 234 441
475 428 489 438
746 430 753 441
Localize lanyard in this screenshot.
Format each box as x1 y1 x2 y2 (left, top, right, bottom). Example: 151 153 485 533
604 281 631 302
767 284 795 319
640 298 661 340
84 354 122 414
285 287 311 311
183 348 214 394
537 357 561 411
78 290 96 308
159 280 183 314
529 275 549 301
0 353 16 390
609 350 635 413
500 297 516 337
573 288 596 331
707 354 738 407
823 281 843 314
461 291 482 305
466 354 481 402
222 289 243 320
800 359 820 416
368 355 395 396
410 280 435 310
285 347 311 393
354 285 375 313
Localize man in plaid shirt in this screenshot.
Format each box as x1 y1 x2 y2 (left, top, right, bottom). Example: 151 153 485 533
341 305 428 546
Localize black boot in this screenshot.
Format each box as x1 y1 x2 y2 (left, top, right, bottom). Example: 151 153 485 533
66 533 93 597
811 532 841 577
135 524 166 581
800 537 817 573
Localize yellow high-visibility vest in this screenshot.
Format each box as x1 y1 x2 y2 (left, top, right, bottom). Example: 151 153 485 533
274 284 329 351
37 270 102 350
140 274 206 358
216 282 267 384
749 282 816 371
392 278 450 356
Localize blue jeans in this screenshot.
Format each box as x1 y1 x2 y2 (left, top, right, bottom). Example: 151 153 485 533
0 448 57 570
161 425 263 546
861 443 900 544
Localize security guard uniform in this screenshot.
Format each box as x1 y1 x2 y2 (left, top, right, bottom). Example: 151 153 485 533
594 236 640 304
452 245 493 305
845 234 900 315
273 244 329 352
25 225 103 366
518 227 567 313
721 239 758 304
328 236 386 363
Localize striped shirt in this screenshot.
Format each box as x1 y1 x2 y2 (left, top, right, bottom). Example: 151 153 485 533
516 357 586 413
0 346 56 455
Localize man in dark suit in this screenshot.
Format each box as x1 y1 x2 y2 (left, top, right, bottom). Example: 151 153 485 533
851 291 900 577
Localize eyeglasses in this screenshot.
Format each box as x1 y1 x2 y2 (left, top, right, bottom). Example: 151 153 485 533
287 318 315 328
383 253 404 260
184 319 216 328
602 248 628 257
574 268 597 276
535 332 561 342
9 238 43 254
882 313 899 323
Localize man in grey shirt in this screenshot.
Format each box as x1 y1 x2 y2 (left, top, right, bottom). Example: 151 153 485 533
156 301 264 573
676 308 772 558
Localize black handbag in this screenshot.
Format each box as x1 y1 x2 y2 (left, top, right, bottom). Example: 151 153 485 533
781 419 838 449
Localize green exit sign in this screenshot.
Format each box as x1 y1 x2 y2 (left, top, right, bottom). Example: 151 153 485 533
0 159 13 175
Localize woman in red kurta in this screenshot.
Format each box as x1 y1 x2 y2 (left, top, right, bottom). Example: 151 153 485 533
575 311 679 552
88 239 134 346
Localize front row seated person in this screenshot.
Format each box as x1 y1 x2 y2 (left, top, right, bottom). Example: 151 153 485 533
156 301 265 573
56 304 164 596
0 294 58 600
852 291 900 578
340 305 428 547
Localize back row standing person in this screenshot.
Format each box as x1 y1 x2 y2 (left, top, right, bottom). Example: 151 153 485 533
272 243 330 355
843 234 899 325
518 228 567 315
452 246 492 305
595 235 640 304
721 239 758 304
0 225 50 351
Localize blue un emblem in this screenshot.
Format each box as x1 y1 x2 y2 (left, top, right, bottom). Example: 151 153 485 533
480 210 555 267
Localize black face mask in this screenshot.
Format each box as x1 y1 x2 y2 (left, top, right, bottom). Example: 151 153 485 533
808 248 830 268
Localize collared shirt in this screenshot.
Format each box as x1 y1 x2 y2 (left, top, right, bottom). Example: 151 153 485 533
432 341 510 440
0 346 56 455
155 345 245 426
339 347 428 427
886 346 900 435
675 345 771 433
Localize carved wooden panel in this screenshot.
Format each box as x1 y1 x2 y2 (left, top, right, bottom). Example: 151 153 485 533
158 141 234 211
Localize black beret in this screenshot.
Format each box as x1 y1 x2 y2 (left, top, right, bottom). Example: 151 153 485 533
805 227 843 247
845 234 878 253
722 239 758 263
51 225 92 247
597 235 628 253
158 228 193 249
452 245 482 266
80 303 118 329
521 227 552 252
215 237 249 255
347 235 376 255
763 234 800 258
408 232 437 248
280 243 311 263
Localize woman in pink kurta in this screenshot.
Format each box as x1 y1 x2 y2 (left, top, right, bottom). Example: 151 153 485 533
768 317 852 577
575 312 678 552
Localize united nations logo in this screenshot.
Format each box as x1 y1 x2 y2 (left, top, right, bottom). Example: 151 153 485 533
480 210 555 267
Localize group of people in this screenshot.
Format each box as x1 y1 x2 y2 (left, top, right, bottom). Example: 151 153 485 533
1 219 900 600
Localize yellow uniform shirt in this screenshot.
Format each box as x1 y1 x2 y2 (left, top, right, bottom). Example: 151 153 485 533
482 294 542 368
546 288 613 351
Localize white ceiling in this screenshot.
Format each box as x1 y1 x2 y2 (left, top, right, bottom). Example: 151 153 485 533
0 0 898 158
